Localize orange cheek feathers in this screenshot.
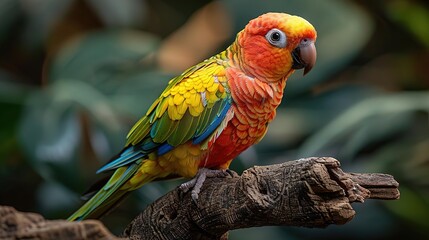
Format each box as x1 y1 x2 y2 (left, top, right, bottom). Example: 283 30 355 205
240 36 292 80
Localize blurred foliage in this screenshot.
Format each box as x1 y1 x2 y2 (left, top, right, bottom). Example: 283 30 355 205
0 0 428 239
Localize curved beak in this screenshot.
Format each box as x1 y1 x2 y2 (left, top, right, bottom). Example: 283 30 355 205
291 40 317 76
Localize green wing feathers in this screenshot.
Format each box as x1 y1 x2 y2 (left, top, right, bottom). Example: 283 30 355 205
68 164 141 221
69 56 233 220
126 58 231 148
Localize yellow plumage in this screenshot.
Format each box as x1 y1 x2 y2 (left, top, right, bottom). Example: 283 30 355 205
156 64 227 120
68 12 318 221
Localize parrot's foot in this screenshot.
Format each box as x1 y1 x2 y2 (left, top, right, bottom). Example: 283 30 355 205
180 168 238 202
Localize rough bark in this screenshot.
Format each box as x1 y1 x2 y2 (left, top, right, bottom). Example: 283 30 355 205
0 157 399 240
123 157 399 239
0 205 119 240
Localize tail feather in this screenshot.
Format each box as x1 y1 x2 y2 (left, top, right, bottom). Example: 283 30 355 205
68 163 141 221
80 174 111 201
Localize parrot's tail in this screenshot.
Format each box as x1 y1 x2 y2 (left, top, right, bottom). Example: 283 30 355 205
68 163 143 221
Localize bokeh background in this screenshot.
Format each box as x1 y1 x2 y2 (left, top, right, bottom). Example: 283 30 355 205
1 0 428 239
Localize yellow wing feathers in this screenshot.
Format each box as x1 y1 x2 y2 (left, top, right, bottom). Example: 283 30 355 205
125 59 229 147
160 63 227 120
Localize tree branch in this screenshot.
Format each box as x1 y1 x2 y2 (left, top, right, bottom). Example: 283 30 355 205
123 157 399 239
0 157 399 240
0 206 117 240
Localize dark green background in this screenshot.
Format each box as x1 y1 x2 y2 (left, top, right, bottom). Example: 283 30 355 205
0 0 428 239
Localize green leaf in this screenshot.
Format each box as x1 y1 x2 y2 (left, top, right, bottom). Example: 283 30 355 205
19 91 81 183
298 92 429 158
340 112 413 159
87 0 146 27
261 85 377 150
20 0 72 49
386 0 429 48
49 30 160 85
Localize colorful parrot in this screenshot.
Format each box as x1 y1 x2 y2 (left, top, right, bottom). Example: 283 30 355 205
68 12 317 221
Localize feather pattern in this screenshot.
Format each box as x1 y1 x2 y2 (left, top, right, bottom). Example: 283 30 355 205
69 12 317 221
95 58 232 176
69 58 232 221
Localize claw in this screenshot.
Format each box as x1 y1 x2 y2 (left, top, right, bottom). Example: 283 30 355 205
179 168 237 202
225 169 239 178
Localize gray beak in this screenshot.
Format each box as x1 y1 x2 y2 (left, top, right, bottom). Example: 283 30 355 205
291 40 317 75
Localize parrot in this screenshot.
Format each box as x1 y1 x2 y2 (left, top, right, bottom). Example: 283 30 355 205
68 12 317 221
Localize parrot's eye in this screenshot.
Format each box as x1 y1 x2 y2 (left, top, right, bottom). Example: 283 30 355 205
265 28 287 48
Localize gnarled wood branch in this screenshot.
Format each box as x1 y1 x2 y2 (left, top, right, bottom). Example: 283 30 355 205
0 157 399 240
123 157 399 239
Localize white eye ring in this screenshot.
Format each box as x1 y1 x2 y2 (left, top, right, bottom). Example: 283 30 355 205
265 28 287 48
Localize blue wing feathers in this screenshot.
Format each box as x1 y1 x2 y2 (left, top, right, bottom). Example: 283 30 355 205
193 99 231 144
97 64 231 173
96 147 144 174
157 143 174 156
97 98 231 174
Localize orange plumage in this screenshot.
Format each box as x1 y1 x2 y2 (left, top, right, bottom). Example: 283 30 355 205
69 12 317 221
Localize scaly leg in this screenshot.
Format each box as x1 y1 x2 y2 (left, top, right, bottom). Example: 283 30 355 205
180 168 238 202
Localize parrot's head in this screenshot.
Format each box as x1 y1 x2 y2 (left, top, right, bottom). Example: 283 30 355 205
236 12 317 82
